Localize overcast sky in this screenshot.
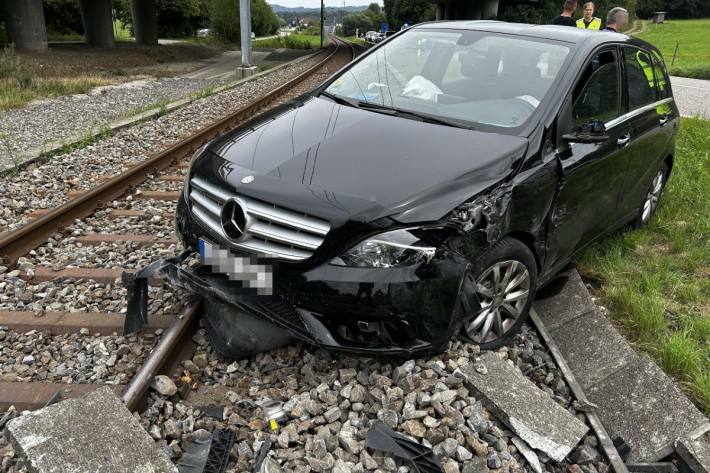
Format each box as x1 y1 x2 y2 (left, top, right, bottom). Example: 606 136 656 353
267 0 382 8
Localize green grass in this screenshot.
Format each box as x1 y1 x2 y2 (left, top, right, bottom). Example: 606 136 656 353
46 31 84 42
114 19 134 42
577 117 710 413
636 19 710 79
342 35 368 47
0 76 113 110
0 45 112 110
252 34 327 49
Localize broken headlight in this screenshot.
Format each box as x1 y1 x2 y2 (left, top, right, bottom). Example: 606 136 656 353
330 229 437 268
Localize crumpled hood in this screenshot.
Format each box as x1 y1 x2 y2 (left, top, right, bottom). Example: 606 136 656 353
200 96 528 226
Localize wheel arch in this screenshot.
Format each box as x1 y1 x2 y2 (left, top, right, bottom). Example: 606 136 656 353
503 231 542 273
664 154 674 176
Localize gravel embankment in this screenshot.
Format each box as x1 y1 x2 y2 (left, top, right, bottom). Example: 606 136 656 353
0 54 324 233
0 77 229 168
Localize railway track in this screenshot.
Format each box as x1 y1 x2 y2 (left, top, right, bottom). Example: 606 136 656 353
0 36 356 413
0 37 631 473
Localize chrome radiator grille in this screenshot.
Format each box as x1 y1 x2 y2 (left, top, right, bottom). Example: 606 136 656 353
188 175 330 261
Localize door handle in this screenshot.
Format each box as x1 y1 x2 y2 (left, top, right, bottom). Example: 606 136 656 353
659 115 670 126
617 133 631 147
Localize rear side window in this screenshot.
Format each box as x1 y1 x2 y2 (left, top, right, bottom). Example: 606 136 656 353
652 51 671 99
572 49 620 128
623 46 657 110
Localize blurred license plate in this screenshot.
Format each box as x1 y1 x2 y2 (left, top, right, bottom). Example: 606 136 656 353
197 238 273 295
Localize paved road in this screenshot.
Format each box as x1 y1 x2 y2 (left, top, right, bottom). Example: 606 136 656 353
671 76 710 118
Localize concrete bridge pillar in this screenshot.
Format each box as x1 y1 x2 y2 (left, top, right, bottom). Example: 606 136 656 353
482 0 499 19
5 0 48 51
79 0 115 48
130 0 158 45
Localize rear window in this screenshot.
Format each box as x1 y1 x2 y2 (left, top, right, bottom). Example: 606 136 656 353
623 46 657 110
652 51 671 100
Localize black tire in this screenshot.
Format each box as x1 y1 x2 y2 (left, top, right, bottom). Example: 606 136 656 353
456 237 538 350
634 163 669 227
203 298 294 360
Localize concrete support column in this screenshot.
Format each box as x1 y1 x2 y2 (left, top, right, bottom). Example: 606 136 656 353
482 0 499 19
79 0 115 48
130 0 158 45
5 0 48 51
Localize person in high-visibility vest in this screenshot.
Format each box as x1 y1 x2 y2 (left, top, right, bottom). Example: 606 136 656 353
577 2 602 29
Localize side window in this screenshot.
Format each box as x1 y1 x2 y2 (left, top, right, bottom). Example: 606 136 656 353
652 51 670 99
572 50 620 128
623 47 657 109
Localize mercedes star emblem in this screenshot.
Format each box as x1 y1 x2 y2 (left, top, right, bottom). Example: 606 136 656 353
220 198 248 240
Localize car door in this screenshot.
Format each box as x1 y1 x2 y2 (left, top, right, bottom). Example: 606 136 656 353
613 46 677 221
545 47 631 270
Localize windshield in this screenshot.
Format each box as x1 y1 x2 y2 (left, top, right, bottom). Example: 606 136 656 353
324 28 571 129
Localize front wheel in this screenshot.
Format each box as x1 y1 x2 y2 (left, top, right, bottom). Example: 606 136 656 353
457 238 538 350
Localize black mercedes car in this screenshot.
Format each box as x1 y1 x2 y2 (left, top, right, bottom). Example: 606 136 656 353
126 21 678 358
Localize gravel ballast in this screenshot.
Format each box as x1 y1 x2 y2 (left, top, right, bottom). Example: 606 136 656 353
0 327 161 385
132 326 608 473
0 76 230 169
0 53 324 233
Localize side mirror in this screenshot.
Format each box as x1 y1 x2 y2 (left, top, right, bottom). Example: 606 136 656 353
562 120 609 144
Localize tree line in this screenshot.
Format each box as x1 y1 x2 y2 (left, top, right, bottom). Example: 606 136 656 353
0 0 281 42
112 0 282 40
342 0 708 35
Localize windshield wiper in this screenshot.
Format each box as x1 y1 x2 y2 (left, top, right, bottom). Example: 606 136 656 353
359 102 474 130
318 90 360 108
319 91 474 130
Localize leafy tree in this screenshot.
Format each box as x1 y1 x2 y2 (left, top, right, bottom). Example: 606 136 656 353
155 0 203 38
209 0 280 42
363 2 385 29
390 0 435 29
341 12 374 35
43 0 84 35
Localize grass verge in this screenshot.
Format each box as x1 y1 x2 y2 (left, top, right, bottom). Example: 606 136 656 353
253 34 326 49
0 45 113 110
342 36 368 47
577 117 710 413
0 76 113 110
636 19 710 79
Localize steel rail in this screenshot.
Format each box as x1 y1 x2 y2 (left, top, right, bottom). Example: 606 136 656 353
0 41 344 266
122 301 201 413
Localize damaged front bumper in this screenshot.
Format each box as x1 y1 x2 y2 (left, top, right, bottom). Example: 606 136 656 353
123 246 471 357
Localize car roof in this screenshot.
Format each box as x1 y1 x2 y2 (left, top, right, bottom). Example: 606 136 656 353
415 20 628 45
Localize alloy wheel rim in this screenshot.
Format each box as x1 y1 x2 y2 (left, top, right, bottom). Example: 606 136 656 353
463 260 530 344
642 169 664 223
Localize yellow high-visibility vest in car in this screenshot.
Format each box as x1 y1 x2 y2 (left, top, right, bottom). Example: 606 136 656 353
636 51 656 88
576 17 602 29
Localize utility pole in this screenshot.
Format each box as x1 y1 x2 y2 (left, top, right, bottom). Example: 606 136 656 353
320 0 324 48
238 0 257 78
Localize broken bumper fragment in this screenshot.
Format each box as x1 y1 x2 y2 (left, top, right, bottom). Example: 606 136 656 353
123 244 471 357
